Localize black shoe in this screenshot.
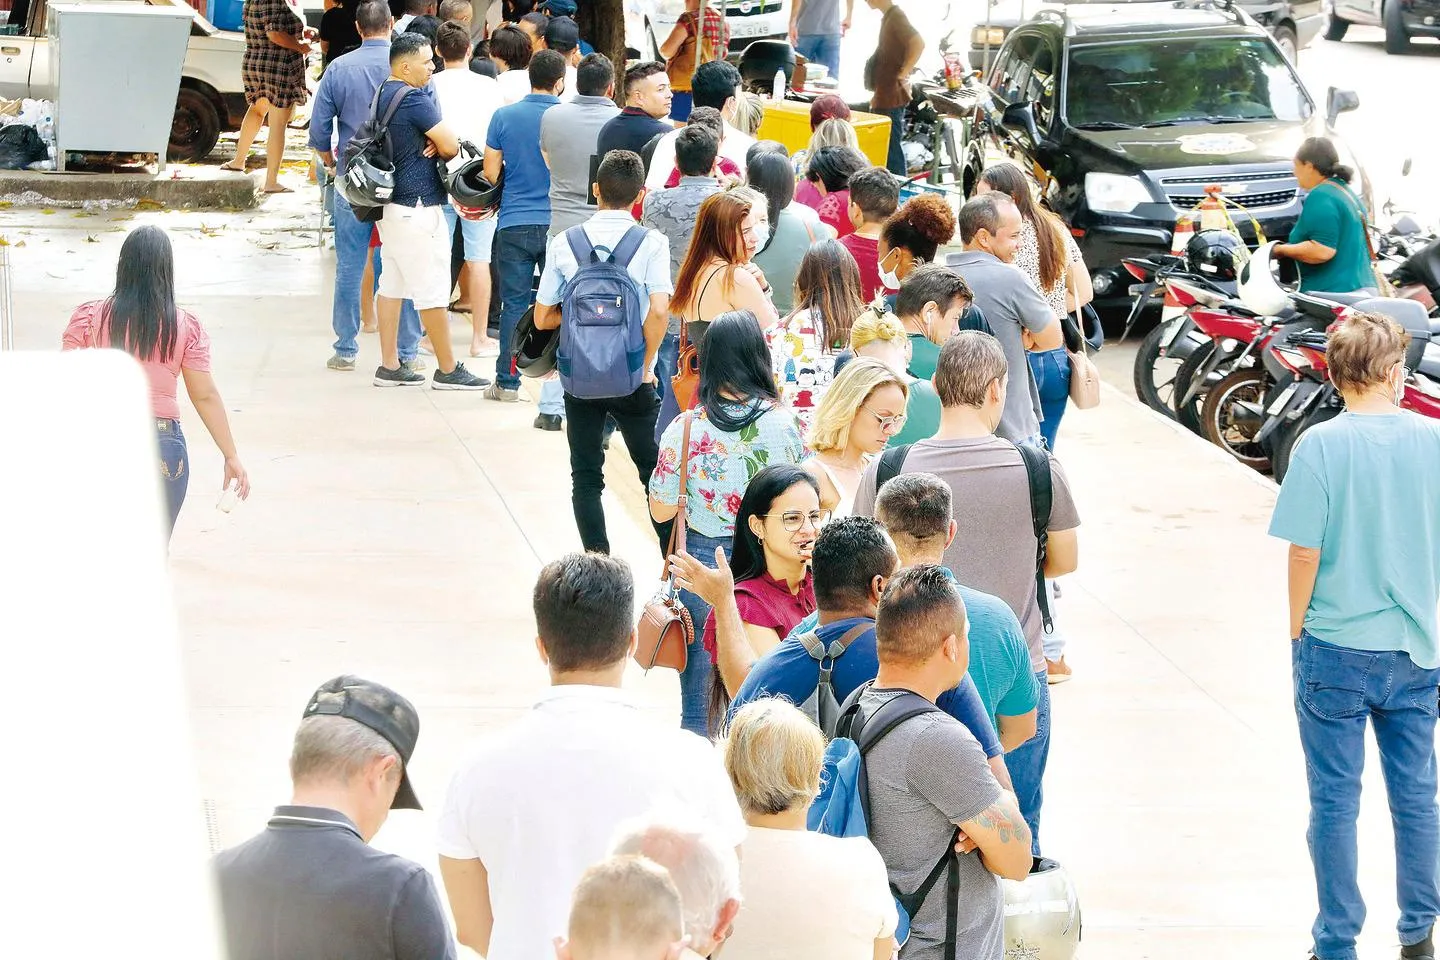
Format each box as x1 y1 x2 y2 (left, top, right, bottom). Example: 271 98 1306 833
1402 934 1436 960
534 413 563 431
373 364 425 387
433 362 490 391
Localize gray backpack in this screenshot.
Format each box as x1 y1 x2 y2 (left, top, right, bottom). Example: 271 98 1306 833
797 622 872 738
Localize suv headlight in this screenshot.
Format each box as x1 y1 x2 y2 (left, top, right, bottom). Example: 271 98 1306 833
1085 173 1151 214
972 26 1006 46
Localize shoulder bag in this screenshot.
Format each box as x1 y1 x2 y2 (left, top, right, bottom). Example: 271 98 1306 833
635 411 695 673
671 266 724 412
1064 309 1101 410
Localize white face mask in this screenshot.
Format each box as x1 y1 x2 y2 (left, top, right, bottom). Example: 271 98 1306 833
1393 367 1406 407
879 263 902 291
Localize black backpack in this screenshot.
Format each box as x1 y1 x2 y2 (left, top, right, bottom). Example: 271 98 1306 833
340 83 413 224
876 440 1055 632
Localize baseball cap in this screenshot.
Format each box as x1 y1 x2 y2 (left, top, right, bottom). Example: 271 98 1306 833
542 0 577 14
303 675 423 810
544 15 579 53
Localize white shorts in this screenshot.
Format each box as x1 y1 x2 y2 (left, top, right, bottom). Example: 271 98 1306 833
377 202 452 310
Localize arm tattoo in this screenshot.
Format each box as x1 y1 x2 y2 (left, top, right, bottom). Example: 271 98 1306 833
971 803 1032 846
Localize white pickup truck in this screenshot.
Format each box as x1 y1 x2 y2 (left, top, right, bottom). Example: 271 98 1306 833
0 0 246 160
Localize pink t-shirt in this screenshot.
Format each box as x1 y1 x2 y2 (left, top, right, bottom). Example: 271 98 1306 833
62 300 212 421
815 188 855 238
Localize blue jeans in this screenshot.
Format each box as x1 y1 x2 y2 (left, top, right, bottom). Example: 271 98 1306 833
879 106 906 175
677 530 731 736
795 33 841 81
332 190 421 361
157 419 188 538
653 331 680 444
494 224 549 390
1293 632 1440 960
1029 347 1071 453
1005 669 1050 856
670 91 693 122
540 379 566 417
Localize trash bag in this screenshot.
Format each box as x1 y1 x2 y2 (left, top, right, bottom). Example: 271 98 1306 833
0 123 48 169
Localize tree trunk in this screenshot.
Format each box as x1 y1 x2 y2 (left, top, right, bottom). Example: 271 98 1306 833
577 0 631 106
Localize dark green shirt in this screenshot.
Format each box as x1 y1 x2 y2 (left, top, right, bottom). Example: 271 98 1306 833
1289 180 1373 294
891 377 941 447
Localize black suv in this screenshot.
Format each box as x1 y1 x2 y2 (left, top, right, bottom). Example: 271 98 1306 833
965 1 1368 306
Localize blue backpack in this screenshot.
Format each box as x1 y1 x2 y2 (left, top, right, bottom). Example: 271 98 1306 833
556 225 648 400
808 683 961 957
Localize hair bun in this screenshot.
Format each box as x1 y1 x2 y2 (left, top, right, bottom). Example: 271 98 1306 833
901 194 957 245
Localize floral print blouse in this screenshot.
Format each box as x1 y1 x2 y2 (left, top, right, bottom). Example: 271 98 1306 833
649 400 807 539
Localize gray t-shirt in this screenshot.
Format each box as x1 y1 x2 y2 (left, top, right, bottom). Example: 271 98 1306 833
853 435 1080 668
858 688 1005 960
945 250 1057 444
540 95 621 239
795 0 842 36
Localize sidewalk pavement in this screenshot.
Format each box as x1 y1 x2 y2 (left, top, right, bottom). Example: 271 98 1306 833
6 210 1419 959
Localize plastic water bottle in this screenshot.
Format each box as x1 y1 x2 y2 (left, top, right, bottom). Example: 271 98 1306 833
772 68 785 100
217 480 241 513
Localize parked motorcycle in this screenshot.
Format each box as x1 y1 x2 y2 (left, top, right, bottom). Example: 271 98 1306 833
1126 257 1238 418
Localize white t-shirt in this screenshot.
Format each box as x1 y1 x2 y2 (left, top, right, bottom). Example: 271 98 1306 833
430 69 503 173
724 827 898 960
560 63 577 103
497 68 531 105
646 120 756 191
436 685 747 960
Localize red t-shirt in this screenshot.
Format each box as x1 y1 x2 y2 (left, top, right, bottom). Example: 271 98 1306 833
664 156 742 189
840 232 882 302
703 570 817 663
815 188 854 238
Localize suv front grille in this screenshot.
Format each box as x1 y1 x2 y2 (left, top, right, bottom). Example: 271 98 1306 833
1160 171 1289 186
1167 188 1298 209
724 0 775 16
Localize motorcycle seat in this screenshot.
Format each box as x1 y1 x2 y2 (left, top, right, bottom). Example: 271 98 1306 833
1302 290 1374 307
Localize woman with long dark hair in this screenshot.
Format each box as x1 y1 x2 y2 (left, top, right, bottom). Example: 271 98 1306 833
649 311 806 735
700 463 821 730
748 151 836 316
768 240 866 431
62 226 250 537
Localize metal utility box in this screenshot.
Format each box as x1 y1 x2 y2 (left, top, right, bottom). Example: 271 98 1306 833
47 3 193 170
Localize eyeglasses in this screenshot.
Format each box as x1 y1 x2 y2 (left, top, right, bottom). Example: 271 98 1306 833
761 509 832 532
864 407 908 432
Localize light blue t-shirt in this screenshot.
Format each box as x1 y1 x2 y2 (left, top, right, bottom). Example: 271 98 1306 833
1269 411 1440 668
776 571 1040 726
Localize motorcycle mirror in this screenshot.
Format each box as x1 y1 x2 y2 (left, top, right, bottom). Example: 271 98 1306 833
1325 87 1360 126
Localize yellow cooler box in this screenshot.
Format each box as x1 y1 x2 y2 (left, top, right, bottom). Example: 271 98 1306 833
757 99 891 168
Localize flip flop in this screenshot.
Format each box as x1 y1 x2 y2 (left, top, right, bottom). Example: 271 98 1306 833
261 185 294 194
220 161 247 172
448 300 472 314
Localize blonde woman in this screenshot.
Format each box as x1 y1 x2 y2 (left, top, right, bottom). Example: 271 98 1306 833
721 698 897 960
794 116 860 194
803 357 908 517
849 308 941 446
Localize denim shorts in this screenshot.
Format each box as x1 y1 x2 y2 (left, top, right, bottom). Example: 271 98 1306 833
442 204 498 263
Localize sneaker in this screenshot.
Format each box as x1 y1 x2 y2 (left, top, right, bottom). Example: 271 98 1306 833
1046 656 1073 685
373 364 425 387
326 354 356 372
484 383 522 402
433 362 491 391
534 413 563 431
1402 934 1436 960
401 356 427 374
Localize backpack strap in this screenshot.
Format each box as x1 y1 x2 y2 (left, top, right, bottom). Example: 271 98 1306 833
1013 441 1054 634
607 225 648 269
876 443 911 490
564 225 596 266
378 84 412 127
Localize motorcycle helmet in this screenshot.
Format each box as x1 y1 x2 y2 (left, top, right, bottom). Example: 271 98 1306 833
1237 241 1291 316
338 151 396 210
512 305 557 378
1004 857 1081 960
448 140 504 213
1186 229 1246 282
739 39 796 92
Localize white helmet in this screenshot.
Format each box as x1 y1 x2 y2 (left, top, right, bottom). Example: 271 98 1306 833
1237 240 1291 316
1004 858 1081 960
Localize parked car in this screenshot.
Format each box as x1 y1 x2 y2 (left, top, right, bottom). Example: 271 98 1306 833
625 0 790 61
967 0 1324 67
965 1 1367 308
0 0 245 161
1325 0 1439 53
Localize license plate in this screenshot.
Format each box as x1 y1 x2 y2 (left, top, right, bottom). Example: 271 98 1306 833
732 20 772 38
1267 383 1297 416
1159 319 1185 349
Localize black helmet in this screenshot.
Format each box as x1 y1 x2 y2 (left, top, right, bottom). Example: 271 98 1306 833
448 140 504 212
1186 229 1245 282
739 39 796 91
512 305 557 378
338 151 396 209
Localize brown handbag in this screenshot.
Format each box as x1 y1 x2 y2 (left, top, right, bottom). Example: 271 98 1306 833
670 267 723 413
635 412 695 673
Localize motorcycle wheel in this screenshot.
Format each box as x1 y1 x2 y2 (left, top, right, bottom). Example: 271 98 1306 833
1174 343 1251 435
1132 323 1183 419
1201 367 1274 472
1272 404 1341 483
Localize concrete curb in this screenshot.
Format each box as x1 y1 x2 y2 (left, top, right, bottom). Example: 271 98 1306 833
0 170 260 211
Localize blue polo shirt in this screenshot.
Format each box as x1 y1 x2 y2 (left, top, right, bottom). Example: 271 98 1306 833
375 79 446 207
729 614 1004 758
487 92 560 230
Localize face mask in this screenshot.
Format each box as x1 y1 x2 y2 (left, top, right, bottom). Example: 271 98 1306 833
879 263 902 291
1393 368 1406 407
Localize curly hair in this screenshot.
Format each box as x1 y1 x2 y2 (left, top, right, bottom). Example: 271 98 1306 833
880 194 956 264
